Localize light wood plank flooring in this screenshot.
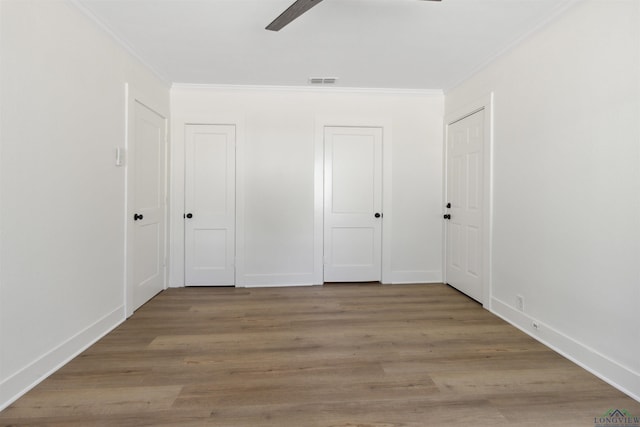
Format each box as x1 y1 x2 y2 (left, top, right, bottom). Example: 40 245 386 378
1 284 638 426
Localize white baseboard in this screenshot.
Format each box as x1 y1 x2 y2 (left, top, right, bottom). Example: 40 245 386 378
389 270 442 284
0 306 125 411
239 283 318 288
237 273 316 287
491 297 640 402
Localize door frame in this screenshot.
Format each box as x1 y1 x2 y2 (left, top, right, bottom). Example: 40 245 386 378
314 117 393 284
124 84 170 317
442 93 494 309
169 115 244 288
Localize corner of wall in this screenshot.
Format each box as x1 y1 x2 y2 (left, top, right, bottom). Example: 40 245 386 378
0 307 124 411
491 298 640 402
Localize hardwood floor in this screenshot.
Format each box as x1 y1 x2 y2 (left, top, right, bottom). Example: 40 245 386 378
1 284 638 426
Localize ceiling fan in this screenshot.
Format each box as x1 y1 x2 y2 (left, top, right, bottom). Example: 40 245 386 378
266 0 442 32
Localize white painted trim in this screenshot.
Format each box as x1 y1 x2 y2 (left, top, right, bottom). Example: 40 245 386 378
0 306 124 411
314 116 393 285
123 83 130 314
240 283 318 288
172 83 443 97
443 0 581 93
313 121 325 285
237 273 316 287
390 270 442 284
381 125 393 285
124 84 134 316
169 113 245 288
443 93 494 309
69 1 170 86
168 115 185 288
491 298 640 402
125 87 170 317
233 120 246 288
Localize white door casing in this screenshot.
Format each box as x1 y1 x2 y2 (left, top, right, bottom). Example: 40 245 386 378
128 99 167 312
445 109 485 302
324 126 383 282
184 124 236 286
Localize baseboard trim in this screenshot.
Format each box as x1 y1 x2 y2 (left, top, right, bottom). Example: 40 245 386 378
237 270 443 287
390 270 442 284
237 273 316 287
491 297 640 402
0 305 125 411
239 283 318 288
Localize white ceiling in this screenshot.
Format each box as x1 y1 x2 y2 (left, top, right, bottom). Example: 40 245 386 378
75 0 577 90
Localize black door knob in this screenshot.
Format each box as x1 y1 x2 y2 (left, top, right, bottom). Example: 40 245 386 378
446 202 451 209
185 213 193 219
134 213 143 221
374 213 382 218
443 214 451 220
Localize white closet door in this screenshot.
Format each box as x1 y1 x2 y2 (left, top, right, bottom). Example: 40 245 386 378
130 101 166 311
446 110 485 302
184 124 236 286
324 126 383 282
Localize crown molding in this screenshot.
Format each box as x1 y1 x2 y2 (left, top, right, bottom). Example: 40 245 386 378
444 0 582 94
69 0 171 87
171 83 443 97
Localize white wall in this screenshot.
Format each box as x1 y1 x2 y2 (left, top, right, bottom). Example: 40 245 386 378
446 0 640 399
170 87 444 287
0 1 169 409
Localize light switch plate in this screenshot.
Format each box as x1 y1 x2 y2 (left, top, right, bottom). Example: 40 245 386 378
115 147 126 166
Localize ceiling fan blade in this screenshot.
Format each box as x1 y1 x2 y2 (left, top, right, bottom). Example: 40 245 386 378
266 0 324 32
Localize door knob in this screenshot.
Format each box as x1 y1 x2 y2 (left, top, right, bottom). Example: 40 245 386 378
134 213 143 221
374 212 382 218
185 213 193 219
446 202 451 209
443 214 451 220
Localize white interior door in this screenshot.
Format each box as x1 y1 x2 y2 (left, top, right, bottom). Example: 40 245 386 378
324 126 383 282
129 100 166 311
445 109 485 302
184 124 236 286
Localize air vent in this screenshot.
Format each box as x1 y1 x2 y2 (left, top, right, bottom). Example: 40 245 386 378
309 77 338 85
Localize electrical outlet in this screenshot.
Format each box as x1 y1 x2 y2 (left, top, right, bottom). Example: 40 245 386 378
516 295 524 311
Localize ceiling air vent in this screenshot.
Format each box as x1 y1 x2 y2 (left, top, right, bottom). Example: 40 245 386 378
309 77 338 85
